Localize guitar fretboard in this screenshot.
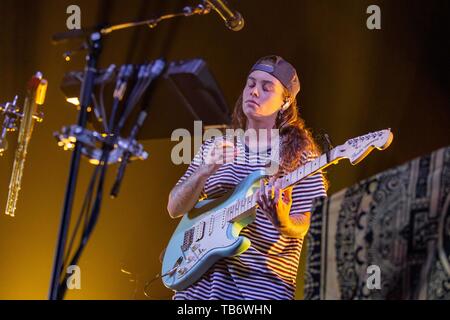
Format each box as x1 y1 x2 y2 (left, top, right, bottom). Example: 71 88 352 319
222 149 337 223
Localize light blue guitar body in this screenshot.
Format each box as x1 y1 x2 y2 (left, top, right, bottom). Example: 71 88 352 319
161 169 265 291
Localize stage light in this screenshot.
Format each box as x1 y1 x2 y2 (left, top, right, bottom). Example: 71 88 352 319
66 97 80 106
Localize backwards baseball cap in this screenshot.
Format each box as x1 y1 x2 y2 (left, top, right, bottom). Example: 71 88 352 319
248 55 300 100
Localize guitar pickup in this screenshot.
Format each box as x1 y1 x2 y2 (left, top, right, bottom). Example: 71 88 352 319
208 215 215 235
194 221 206 241
181 228 194 252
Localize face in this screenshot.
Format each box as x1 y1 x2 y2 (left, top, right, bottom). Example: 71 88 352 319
242 70 287 120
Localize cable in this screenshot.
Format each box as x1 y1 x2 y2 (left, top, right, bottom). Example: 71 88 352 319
143 273 162 298
57 147 110 299
61 164 100 272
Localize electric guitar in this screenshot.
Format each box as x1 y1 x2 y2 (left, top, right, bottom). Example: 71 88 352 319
162 129 393 291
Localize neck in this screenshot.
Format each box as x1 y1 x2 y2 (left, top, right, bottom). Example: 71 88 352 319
246 115 276 132
245 116 277 148
224 147 339 224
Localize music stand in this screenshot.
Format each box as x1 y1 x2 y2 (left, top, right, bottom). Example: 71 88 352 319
60 58 232 140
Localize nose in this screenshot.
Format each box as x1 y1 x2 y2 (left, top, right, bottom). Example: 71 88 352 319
250 85 259 98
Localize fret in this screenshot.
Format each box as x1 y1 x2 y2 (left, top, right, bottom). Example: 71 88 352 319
227 206 233 221
227 193 264 223
229 203 234 221
234 201 240 218
240 198 246 212
304 162 312 176
297 166 304 181
280 176 286 189
246 196 253 210
330 148 337 163
311 158 320 172
280 152 331 189
320 153 328 167
281 175 290 189
290 169 298 184
249 193 256 208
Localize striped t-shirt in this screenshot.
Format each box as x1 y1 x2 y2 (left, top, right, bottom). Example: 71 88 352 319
172 136 327 300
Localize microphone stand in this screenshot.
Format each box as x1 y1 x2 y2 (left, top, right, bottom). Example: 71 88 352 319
52 4 211 44
100 5 211 34
48 2 214 300
49 31 102 300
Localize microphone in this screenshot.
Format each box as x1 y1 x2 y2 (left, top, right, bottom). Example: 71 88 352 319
204 0 244 31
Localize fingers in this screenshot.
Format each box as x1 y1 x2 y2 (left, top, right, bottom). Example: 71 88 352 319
263 179 276 207
258 178 279 209
274 187 280 206
274 178 282 189
265 182 273 200
268 176 277 185
283 186 293 204
259 176 290 208
215 139 234 148
256 198 269 213
206 140 239 165
215 140 239 164
272 178 283 205
213 140 235 157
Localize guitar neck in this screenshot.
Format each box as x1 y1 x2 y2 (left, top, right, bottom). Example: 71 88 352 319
225 147 342 223
279 148 340 189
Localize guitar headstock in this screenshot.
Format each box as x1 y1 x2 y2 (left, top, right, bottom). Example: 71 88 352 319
334 129 393 165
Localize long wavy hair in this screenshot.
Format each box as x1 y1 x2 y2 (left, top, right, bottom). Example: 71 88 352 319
232 83 328 189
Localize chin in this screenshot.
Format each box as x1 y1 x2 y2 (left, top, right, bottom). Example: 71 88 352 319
243 108 261 120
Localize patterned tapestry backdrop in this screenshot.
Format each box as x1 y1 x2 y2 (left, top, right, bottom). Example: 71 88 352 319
305 145 450 300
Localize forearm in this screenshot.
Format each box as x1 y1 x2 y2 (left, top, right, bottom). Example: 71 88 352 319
277 212 311 239
167 165 213 218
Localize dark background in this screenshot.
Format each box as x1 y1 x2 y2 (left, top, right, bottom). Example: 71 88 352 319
0 0 448 299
